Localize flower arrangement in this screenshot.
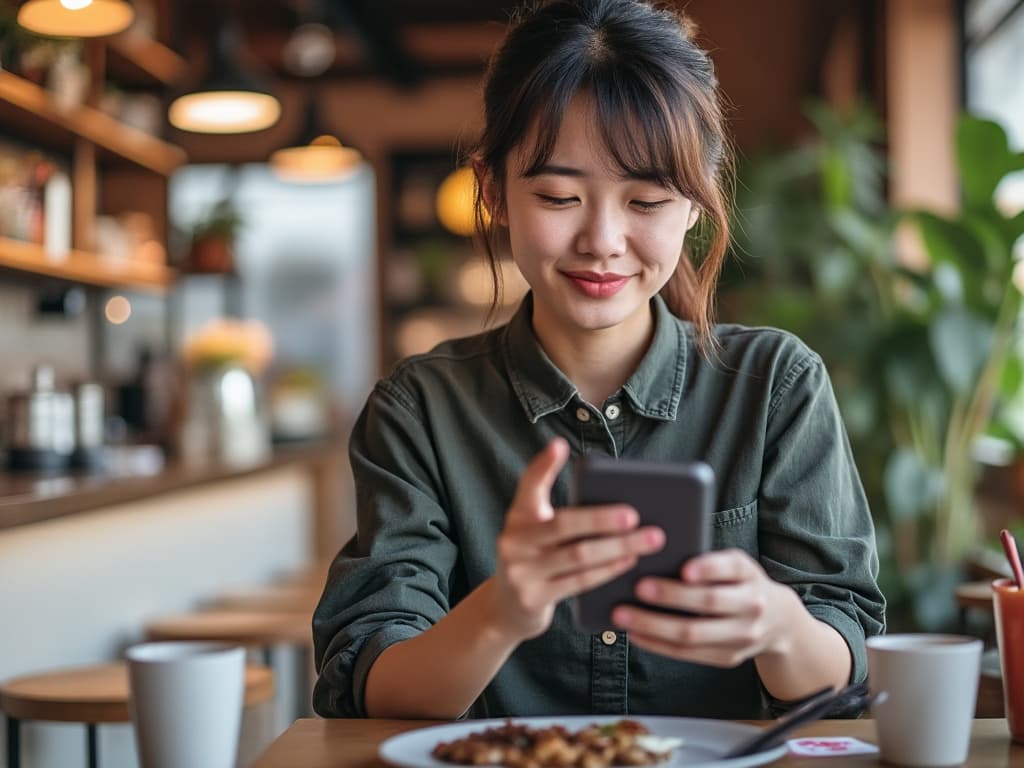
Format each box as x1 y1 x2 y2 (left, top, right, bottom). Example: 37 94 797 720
181 318 274 374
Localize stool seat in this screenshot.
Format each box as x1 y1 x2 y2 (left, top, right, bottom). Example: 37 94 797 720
955 580 995 612
146 610 312 647
0 662 274 724
277 558 332 588
210 583 321 613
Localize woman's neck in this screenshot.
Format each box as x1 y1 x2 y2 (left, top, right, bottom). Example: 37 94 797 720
531 302 655 407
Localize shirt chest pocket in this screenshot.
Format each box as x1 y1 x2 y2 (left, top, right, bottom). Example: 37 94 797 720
710 499 758 555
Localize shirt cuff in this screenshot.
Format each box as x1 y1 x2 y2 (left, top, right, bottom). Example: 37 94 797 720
805 602 868 686
351 624 424 717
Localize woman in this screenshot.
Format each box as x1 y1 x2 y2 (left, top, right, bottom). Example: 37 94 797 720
313 0 885 720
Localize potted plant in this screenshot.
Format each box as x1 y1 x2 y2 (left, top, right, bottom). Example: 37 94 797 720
187 197 243 274
877 116 1024 627
721 105 1024 630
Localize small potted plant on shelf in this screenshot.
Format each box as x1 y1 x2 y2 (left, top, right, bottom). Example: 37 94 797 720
186 197 243 274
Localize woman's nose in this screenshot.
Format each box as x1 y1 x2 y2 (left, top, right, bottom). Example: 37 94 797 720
574 204 627 259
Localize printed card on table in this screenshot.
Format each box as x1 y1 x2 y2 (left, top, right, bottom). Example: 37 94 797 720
787 736 880 757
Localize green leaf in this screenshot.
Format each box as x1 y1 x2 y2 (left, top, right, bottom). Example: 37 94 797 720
928 307 993 395
956 116 1018 210
884 448 944 520
964 212 1013 275
1001 354 1024 399
913 211 984 270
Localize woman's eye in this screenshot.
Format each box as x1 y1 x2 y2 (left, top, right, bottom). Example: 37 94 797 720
632 200 670 212
535 194 577 206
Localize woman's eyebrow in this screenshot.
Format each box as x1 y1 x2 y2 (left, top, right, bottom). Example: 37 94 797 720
525 163 665 184
525 164 587 178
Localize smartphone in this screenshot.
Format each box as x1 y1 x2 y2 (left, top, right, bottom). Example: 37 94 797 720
568 454 715 634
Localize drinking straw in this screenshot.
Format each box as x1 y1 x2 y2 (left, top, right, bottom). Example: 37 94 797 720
1000 529 1024 589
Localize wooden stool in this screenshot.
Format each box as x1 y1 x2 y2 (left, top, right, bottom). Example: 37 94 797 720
0 662 273 768
208 582 321 613
276 557 333 588
956 580 997 643
146 610 313 719
146 610 312 649
956 580 995 612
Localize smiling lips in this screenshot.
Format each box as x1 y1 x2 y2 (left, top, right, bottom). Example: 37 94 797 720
563 270 631 298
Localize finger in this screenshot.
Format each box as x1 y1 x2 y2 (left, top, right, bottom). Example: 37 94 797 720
682 548 763 583
543 527 665 579
633 579 755 617
510 438 570 521
547 554 638 603
626 632 754 668
513 504 638 548
611 606 759 648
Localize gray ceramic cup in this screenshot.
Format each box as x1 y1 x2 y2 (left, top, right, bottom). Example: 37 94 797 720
867 634 982 767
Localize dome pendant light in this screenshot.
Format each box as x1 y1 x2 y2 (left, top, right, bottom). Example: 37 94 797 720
17 0 134 38
168 22 281 134
270 93 362 184
437 166 488 237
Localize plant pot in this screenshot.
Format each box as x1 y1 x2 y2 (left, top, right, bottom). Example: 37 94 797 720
188 236 235 274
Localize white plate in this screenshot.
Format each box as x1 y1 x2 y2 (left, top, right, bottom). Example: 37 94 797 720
378 715 788 768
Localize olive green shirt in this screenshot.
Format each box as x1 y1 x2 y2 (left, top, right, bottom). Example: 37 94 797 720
313 293 885 719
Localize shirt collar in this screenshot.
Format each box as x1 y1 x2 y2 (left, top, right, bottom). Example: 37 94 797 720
502 292 688 424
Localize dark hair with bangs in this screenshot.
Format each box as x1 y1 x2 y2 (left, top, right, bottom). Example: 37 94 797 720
472 0 732 353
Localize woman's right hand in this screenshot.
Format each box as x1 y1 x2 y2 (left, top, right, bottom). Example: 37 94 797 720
488 437 665 641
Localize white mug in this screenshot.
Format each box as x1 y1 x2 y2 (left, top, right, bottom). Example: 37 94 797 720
867 634 982 767
126 641 246 768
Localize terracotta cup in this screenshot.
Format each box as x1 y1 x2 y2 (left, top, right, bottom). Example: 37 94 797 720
993 578 1024 743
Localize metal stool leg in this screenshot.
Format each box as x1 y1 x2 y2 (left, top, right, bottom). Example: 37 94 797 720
7 716 20 768
87 723 99 768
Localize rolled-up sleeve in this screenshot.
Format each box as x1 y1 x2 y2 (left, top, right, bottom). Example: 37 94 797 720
758 350 886 696
313 379 457 717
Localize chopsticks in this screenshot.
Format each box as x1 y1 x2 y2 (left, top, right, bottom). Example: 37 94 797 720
721 682 878 759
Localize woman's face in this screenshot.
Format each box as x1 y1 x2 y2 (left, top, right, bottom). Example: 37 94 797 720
498 97 698 342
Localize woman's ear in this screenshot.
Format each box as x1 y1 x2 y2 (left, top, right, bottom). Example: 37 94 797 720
686 205 700 231
473 159 507 227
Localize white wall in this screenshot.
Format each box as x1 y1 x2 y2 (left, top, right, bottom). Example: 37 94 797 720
0 466 315 768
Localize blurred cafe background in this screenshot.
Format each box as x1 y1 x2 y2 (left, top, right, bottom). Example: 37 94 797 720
0 0 1022 765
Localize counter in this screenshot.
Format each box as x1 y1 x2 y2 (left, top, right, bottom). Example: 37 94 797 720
0 438 349 559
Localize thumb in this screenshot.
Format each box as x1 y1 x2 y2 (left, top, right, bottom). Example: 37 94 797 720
511 437 570 522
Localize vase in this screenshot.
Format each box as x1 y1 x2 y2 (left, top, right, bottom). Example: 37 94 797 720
179 363 270 467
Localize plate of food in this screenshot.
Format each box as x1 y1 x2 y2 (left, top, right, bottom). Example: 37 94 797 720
378 715 789 768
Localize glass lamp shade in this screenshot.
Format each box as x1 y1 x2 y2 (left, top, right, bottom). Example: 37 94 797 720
169 90 281 134
168 21 281 134
436 166 487 237
270 135 362 183
17 0 134 37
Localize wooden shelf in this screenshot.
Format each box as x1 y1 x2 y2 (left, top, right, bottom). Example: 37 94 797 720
0 71 186 176
0 237 176 292
107 35 187 87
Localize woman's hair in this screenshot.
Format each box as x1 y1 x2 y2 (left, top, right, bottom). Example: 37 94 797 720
473 0 732 352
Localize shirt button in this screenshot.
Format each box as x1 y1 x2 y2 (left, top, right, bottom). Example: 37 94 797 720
604 404 621 420
601 630 617 645
575 407 591 423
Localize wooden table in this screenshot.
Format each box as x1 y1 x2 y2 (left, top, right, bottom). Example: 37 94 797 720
253 718 1023 767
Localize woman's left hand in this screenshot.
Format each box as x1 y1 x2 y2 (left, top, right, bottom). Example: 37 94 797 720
611 548 801 667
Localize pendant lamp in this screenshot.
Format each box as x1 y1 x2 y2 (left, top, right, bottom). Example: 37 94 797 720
270 94 362 184
436 166 488 237
168 22 281 134
17 0 134 38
